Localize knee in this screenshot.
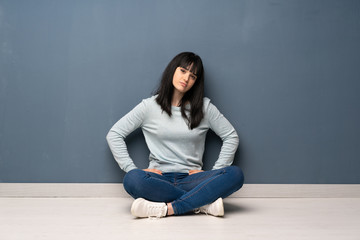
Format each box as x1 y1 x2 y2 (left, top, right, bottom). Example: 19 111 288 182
123 169 145 193
225 166 245 189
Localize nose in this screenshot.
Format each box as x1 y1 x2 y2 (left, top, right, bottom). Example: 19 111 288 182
183 73 190 82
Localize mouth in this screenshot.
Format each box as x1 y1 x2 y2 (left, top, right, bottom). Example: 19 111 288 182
180 82 187 88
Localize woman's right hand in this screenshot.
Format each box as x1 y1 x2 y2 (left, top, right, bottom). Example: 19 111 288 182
143 169 163 175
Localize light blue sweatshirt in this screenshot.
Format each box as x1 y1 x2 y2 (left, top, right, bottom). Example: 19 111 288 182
106 95 239 173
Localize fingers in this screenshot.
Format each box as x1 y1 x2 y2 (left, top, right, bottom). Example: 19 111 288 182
143 168 163 175
188 170 204 175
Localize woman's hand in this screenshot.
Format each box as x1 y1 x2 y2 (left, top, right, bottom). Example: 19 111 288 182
188 169 204 175
143 169 163 175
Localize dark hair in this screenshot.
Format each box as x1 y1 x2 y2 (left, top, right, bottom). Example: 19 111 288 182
155 52 205 129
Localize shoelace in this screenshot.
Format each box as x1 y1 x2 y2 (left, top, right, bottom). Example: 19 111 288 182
147 205 164 219
194 207 209 215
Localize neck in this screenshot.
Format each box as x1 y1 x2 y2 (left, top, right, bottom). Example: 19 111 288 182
172 90 184 107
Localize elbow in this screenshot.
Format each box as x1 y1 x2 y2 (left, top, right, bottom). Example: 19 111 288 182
106 130 114 144
222 129 239 150
234 137 239 150
230 129 239 148
234 132 239 147
106 129 125 145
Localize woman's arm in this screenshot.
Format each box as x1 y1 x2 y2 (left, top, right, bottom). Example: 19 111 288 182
206 102 239 170
106 100 148 172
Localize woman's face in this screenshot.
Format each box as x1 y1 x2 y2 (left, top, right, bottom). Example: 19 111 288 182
172 66 197 95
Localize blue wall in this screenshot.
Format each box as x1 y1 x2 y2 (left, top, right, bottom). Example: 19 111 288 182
1 0 359 183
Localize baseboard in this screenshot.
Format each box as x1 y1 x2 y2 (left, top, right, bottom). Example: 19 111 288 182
0 183 359 198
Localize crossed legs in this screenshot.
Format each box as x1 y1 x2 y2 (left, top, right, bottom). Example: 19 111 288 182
123 166 244 216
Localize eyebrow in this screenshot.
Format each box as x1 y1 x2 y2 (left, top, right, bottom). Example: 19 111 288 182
180 67 197 77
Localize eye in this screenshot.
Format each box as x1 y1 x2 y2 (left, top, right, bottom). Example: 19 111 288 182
180 68 186 73
190 75 197 81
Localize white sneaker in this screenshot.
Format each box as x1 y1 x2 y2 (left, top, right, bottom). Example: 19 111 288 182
196 198 224 217
131 198 167 218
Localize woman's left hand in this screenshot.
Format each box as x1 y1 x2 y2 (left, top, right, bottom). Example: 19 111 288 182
189 169 204 175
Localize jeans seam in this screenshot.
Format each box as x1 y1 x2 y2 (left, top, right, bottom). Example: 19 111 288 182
145 173 176 188
174 169 226 206
179 169 225 185
179 175 217 184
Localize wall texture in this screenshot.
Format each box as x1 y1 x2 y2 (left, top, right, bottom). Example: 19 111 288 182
1 0 359 183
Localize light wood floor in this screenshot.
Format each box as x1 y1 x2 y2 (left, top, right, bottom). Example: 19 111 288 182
0 197 359 240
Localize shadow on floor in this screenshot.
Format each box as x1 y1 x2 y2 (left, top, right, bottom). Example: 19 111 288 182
224 201 254 214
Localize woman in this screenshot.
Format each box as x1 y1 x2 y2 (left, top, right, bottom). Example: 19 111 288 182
106 52 244 218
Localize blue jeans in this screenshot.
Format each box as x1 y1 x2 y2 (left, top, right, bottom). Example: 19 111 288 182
123 166 244 215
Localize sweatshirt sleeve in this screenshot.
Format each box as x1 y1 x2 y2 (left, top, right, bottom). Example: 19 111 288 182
205 102 239 170
106 100 148 172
